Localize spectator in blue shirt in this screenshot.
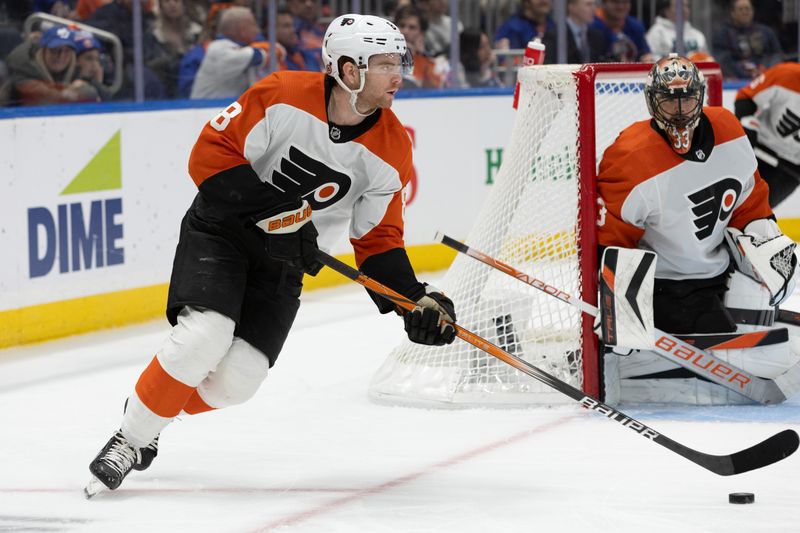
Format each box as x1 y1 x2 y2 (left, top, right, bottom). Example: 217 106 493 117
276 8 320 71
286 0 323 64
712 0 783 79
494 0 554 51
591 0 654 62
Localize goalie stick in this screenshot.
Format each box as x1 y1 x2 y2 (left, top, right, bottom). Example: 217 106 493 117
314 249 798 476
436 233 789 405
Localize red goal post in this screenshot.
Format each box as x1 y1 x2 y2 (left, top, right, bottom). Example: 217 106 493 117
369 62 724 408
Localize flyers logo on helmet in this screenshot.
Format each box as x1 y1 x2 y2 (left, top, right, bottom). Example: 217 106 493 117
341 17 355 26
687 177 742 240
269 146 352 210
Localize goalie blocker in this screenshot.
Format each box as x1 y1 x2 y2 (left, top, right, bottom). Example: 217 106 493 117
602 246 800 405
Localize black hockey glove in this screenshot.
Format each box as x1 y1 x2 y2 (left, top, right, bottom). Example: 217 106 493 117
255 198 323 276
404 285 457 346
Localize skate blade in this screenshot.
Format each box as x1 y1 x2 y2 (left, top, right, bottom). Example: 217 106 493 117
84 476 107 499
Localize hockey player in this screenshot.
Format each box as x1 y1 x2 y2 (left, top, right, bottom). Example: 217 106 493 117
85 14 457 496
735 62 800 207
597 54 799 405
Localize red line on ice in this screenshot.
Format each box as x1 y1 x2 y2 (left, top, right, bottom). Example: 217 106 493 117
248 417 573 532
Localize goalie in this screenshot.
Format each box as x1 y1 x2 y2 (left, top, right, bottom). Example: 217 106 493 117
597 54 800 405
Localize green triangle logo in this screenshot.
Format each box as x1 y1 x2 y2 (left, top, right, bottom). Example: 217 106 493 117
60 130 122 195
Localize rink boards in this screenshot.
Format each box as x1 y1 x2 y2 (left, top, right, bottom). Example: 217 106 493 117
1 87 799 347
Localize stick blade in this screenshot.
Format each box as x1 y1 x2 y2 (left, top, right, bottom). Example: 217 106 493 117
726 429 799 476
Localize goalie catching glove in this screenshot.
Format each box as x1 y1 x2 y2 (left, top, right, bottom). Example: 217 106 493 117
255 198 323 276
725 219 798 305
404 284 457 346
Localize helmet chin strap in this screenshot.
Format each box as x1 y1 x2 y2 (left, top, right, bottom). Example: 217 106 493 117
334 70 377 118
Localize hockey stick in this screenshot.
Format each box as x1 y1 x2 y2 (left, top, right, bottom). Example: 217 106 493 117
777 309 800 327
436 233 789 405
675 329 788 349
315 249 798 476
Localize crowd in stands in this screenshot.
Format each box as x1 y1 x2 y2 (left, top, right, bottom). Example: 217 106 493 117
0 0 797 107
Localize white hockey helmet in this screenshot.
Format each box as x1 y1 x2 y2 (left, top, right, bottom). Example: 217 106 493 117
322 14 412 95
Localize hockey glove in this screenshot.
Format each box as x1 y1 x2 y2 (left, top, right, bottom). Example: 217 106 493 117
726 222 797 305
255 198 323 276
739 115 761 145
404 285 457 346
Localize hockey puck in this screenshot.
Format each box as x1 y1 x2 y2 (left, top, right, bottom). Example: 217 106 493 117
729 492 755 504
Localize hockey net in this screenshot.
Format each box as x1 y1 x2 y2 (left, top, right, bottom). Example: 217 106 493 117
370 63 723 408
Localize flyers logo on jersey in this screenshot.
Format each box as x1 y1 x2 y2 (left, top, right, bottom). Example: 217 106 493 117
687 178 742 240
270 146 352 210
776 108 800 142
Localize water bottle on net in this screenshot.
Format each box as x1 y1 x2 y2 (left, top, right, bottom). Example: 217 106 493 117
512 38 546 109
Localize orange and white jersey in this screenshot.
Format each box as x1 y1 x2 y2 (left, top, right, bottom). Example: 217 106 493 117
188 71 412 267
598 106 772 280
736 62 800 165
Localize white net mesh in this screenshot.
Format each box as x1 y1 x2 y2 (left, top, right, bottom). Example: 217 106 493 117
369 64 718 408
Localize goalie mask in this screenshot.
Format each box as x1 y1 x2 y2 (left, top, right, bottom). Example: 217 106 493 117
322 14 413 116
645 54 705 155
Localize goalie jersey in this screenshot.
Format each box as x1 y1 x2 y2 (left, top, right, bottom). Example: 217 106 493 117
187 71 412 267
735 62 800 166
597 106 772 280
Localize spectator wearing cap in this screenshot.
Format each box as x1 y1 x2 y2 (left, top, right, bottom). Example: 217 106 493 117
73 28 112 100
712 0 782 79
591 0 654 62
1 25 99 106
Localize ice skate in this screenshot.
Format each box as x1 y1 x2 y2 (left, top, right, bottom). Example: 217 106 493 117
123 398 159 471
134 434 159 471
85 430 140 498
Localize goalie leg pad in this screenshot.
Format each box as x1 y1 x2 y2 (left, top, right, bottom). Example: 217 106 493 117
604 349 756 405
599 247 656 350
604 336 800 404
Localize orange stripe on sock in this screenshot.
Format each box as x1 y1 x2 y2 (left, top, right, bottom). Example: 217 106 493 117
135 356 195 418
183 391 216 415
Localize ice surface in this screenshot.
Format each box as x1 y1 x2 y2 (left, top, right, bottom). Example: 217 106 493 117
1 280 799 532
